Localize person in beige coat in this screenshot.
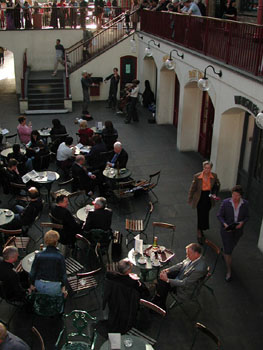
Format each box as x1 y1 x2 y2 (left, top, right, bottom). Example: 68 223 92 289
188 161 220 244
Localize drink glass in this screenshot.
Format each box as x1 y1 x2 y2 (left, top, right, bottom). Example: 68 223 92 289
123 337 133 348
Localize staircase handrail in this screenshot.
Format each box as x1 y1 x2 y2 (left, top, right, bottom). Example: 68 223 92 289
66 8 140 54
64 52 70 99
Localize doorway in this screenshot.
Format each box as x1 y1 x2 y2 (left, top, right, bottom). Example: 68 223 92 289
120 56 137 90
198 92 215 158
0 49 16 94
173 75 180 128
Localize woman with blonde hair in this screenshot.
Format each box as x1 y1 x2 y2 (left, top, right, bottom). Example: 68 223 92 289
78 119 94 145
29 230 67 296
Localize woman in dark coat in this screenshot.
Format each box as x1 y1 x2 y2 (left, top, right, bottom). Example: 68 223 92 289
217 185 249 281
142 80 155 108
50 0 58 28
14 0 21 29
101 120 118 150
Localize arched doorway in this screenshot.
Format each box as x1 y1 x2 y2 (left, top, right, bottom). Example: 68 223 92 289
198 92 215 159
0 49 16 95
142 56 157 101
120 55 137 90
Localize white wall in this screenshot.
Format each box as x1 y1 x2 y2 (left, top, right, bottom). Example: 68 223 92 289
0 29 83 93
157 69 175 124
69 37 137 101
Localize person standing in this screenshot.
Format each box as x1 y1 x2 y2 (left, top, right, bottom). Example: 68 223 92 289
188 161 220 244
125 79 140 124
79 0 87 29
50 0 58 28
81 71 94 115
131 0 140 30
217 185 249 281
52 39 65 77
104 67 120 110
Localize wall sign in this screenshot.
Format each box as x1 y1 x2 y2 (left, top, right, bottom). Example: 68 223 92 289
234 96 259 116
188 69 203 82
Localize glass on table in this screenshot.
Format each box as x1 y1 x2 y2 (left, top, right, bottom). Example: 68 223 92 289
123 337 133 348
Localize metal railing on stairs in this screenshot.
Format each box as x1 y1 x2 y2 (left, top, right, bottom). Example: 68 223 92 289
66 8 140 74
21 48 27 100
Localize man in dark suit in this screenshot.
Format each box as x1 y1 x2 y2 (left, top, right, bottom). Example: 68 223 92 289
71 155 96 195
152 243 207 310
7 187 43 229
0 246 28 301
86 135 108 171
51 195 82 245
83 196 112 233
107 141 128 169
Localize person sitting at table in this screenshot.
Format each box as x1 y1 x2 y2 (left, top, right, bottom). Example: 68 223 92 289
7 143 33 175
103 258 149 334
107 141 128 169
29 230 68 297
152 243 207 310
78 120 94 146
51 195 82 246
50 118 67 141
56 136 76 177
26 130 43 158
5 158 25 195
86 135 108 171
17 116 32 145
5 187 43 230
71 155 96 196
0 246 29 302
0 322 30 350
83 196 112 234
101 120 118 151
32 140 50 171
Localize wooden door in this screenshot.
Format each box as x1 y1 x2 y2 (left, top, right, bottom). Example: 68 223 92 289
120 56 137 90
198 92 215 158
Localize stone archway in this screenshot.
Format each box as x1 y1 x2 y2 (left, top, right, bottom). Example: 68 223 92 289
157 68 176 124
142 56 157 102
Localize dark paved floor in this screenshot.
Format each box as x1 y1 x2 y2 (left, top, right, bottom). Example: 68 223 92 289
0 87 263 350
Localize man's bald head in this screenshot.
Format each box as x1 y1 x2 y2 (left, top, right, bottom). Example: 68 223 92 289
114 141 122 154
28 187 39 199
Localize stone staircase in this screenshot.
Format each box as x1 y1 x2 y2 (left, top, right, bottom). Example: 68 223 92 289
25 70 69 114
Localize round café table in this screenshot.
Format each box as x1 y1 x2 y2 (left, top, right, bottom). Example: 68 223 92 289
31 171 60 206
103 168 132 181
76 205 94 222
100 335 149 350
38 128 51 140
0 209 15 226
1 147 26 158
21 251 36 273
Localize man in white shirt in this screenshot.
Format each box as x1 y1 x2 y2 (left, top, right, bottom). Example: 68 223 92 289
125 79 140 124
178 0 202 15
56 136 75 176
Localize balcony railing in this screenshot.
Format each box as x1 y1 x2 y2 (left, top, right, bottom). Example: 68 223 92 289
140 10 263 77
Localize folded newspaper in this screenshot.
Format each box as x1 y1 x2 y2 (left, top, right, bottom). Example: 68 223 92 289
22 170 38 184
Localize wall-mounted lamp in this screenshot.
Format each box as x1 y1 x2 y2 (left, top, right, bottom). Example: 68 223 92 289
145 39 160 57
164 49 184 70
198 65 222 91
130 33 136 53
256 111 263 129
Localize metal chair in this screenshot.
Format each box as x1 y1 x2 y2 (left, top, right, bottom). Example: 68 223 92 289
125 201 154 246
191 322 221 349
30 292 65 317
55 310 97 350
67 268 102 309
5 133 17 145
65 257 84 276
32 326 45 350
169 267 211 321
136 170 161 203
203 239 221 295
51 178 86 210
0 229 30 256
128 299 166 347
112 179 136 201
152 222 176 249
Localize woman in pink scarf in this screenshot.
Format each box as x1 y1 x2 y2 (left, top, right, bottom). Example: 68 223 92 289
17 115 32 144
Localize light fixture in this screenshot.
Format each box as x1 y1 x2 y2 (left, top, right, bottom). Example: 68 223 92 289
256 111 263 129
198 65 222 91
130 33 136 53
164 49 184 70
145 39 160 57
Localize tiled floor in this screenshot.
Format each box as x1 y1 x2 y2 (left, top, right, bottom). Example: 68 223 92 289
0 79 263 349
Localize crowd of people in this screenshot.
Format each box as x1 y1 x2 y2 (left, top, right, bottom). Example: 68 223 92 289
0 0 238 31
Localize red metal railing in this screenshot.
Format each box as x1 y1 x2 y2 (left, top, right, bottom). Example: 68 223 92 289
65 52 70 99
141 10 263 77
21 48 27 99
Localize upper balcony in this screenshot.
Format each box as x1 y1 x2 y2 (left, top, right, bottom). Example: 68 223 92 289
140 10 263 78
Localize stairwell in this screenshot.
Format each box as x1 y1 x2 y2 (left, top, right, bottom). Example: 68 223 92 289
25 71 68 115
